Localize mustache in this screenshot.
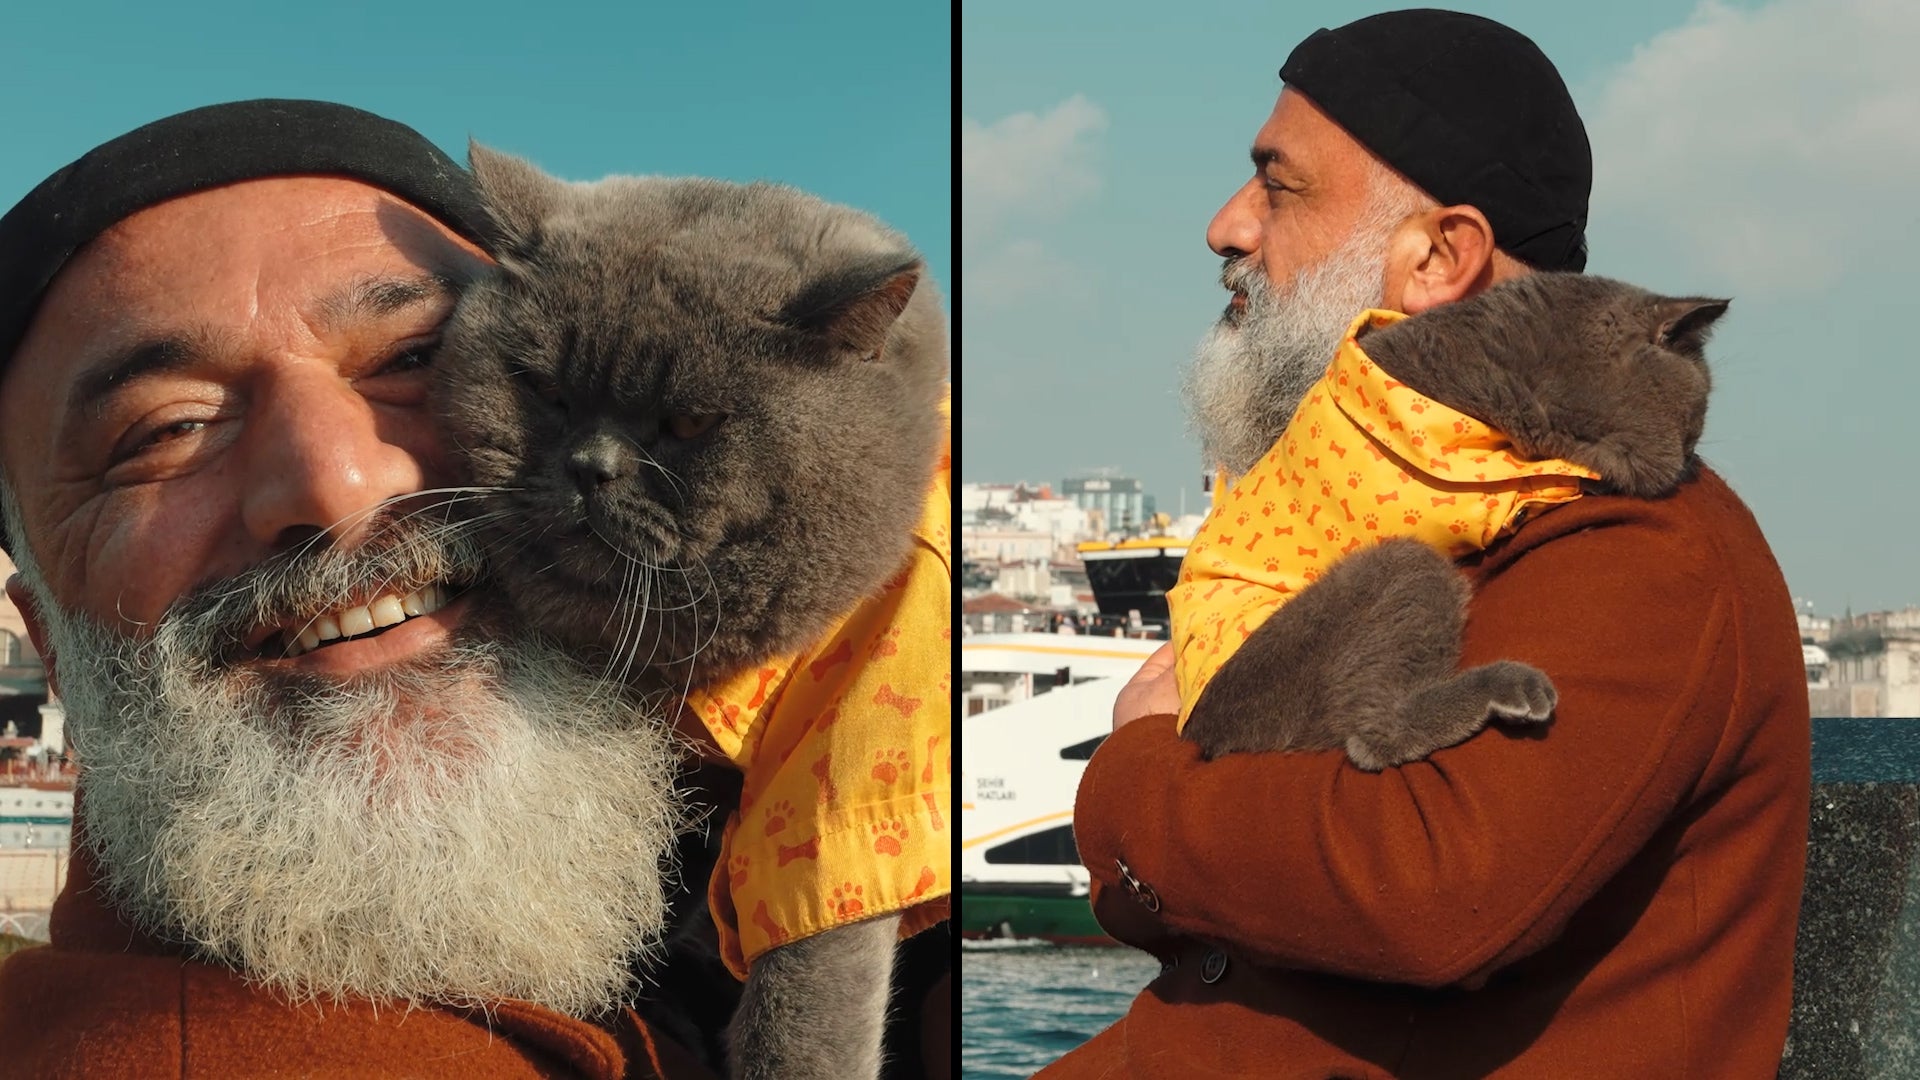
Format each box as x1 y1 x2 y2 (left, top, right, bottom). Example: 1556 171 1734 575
1220 256 1267 293
154 506 487 669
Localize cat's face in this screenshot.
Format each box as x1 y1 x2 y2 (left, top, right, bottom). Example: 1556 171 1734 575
432 146 947 680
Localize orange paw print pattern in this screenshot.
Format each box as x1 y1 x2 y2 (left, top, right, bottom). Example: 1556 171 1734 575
832 883 866 918
763 799 795 836
871 818 908 856
872 748 909 785
694 398 951 981
1166 309 1600 730
868 627 903 660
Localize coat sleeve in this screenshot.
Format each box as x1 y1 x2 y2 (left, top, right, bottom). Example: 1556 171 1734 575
1072 507 1737 987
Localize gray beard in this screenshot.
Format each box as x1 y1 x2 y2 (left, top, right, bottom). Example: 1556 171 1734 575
24 518 686 1019
1183 229 1398 480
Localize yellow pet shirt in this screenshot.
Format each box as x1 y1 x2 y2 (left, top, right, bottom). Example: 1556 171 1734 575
688 402 952 979
1169 310 1601 732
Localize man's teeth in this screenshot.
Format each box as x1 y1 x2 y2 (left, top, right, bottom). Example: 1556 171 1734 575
284 584 451 656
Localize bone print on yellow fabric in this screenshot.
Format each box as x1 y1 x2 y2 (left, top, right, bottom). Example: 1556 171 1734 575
691 403 952 980
1169 310 1601 732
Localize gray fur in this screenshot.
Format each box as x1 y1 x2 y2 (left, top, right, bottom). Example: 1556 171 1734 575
1361 273 1727 499
434 143 948 690
725 913 902 1080
1184 274 1728 767
433 145 945 1080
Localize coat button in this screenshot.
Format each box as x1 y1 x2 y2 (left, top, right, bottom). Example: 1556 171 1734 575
1115 858 1161 912
1201 950 1229 984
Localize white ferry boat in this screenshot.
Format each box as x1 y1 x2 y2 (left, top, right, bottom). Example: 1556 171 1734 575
0 783 71 851
960 538 1182 943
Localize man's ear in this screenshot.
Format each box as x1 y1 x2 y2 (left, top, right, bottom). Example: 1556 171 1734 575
1384 204 1497 315
6 573 57 699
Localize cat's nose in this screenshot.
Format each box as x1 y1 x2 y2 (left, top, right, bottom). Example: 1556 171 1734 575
567 434 629 494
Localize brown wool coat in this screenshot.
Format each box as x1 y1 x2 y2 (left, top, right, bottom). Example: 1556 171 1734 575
0 844 719 1079
1037 467 1811 1079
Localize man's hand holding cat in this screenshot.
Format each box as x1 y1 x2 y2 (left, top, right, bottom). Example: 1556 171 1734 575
1113 643 1181 731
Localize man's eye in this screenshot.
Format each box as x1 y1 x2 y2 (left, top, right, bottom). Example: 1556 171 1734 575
379 343 438 374
110 418 208 465
147 420 206 445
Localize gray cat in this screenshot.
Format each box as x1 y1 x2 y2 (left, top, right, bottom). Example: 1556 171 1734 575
1183 273 1728 768
431 145 948 1080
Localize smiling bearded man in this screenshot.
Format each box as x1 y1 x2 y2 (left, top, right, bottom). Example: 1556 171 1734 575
3 498 685 1017
0 99 718 1080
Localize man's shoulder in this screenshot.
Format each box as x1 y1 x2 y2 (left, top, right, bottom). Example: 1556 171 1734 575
0 942 192 1075
1473 461 1806 698
1492 462 1776 585
0 943 607 1078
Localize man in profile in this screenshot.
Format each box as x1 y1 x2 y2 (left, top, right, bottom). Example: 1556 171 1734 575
1043 11 1810 1077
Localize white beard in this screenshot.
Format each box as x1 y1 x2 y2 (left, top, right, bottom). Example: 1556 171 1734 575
22 526 686 1019
1183 208 1407 480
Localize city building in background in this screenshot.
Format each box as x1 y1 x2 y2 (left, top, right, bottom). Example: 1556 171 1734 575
1812 606 1920 718
0 550 68 943
1061 473 1147 536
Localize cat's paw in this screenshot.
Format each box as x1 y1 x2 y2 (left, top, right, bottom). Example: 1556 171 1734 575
1481 660 1557 724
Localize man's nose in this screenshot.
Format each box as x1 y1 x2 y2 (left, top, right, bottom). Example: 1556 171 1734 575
1207 179 1262 259
239 363 431 553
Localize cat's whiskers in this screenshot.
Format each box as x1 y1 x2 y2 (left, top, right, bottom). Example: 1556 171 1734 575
609 435 690 505
603 551 645 687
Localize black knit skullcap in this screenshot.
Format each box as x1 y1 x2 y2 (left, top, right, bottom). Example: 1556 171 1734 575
0 98 491 557
0 98 490 369
1280 9 1591 272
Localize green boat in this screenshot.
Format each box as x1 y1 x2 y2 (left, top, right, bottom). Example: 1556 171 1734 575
959 884 1110 945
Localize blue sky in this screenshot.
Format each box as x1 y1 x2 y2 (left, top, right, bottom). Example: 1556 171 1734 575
0 0 950 291
963 0 1920 613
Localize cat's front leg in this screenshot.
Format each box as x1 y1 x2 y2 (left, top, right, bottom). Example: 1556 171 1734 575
725 911 902 1080
1345 660 1557 770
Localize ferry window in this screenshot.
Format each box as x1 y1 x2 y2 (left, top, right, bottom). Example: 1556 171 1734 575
984 824 1080 865
1060 736 1107 760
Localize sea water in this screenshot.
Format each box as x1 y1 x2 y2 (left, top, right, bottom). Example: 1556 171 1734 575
960 942 1159 1077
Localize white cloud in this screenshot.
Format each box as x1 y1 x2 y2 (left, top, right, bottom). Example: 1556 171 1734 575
1588 0 1920 293
962 95 1109 310
962 94 1108 239
964 239 1094 310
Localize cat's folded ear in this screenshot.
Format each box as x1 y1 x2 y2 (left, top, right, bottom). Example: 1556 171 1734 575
782 256 924 362
1653 297 1732 356
467 141 564 258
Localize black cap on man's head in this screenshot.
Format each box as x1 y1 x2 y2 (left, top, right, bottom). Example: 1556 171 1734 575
0 99 491 371
1280 9 1591 272
0 98 492 558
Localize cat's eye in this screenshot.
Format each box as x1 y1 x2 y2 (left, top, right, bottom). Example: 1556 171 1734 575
512 366 566 411
667 413 725 440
